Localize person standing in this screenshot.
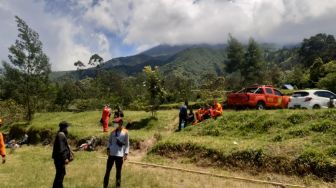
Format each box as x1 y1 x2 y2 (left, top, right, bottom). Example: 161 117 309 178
52 121 73 188
104 117 129 188
0 118 6 164
178 100 188 131
102 105 111 132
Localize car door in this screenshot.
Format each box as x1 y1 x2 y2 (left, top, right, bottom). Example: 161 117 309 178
273 89 283 108
264 87 275 107
314 91 335 108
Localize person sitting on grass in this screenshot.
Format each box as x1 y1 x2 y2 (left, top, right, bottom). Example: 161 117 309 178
210 100 223 119
194 106 210 124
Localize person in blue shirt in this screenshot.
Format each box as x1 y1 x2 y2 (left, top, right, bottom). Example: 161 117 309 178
178 100 188 131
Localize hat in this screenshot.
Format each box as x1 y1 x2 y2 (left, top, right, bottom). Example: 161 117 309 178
59 121 70 129
113 117 123 124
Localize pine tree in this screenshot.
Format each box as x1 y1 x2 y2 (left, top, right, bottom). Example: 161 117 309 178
242 38 265 85
226 34 244 73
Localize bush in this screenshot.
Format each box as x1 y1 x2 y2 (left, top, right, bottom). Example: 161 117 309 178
311 120 334 133
0 99 25 125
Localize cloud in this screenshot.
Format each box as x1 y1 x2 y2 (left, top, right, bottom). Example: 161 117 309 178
1 0 336 70
0 0 112 71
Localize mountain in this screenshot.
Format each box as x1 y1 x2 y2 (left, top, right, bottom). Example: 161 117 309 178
51 44 228 81
141 44 227 57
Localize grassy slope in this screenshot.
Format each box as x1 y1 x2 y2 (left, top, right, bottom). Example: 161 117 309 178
151 109 336 180
2 110 178 143
2 109 336 183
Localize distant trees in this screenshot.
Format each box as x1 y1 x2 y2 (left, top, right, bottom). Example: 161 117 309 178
143 66 165 116
1 16 51 121
226 36 266 87
241 38 265 85
226 35 244 74
317 61 336 93
299 33 336 67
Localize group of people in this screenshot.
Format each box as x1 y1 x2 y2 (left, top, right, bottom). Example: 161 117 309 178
179 100 223 130
52 112 129 188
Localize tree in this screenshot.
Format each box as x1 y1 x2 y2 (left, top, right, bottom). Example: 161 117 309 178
54 80 79 110
317 61 336 93
88 54 104 68
226 34 244 73
2 16 51 121
143 66 165 116
309 57 325 86
299 33 336 67
74 60 85 70
241 38 265 85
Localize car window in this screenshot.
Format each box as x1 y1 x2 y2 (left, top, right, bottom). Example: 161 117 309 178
255 88 264 94
292 92 309 97
314 91 334 98
265 88 273 94
274 89 282 96
245 87 258 93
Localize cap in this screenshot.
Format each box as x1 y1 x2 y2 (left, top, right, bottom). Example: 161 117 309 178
59 121 70 129
113 117 123 124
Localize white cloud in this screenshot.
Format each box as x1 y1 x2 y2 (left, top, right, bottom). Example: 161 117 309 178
79 0 336 49
0 0 113 71
1 0 336 70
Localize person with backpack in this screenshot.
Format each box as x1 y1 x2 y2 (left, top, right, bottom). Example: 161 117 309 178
178 101 188 131
104 117 129 188
52 121 73 188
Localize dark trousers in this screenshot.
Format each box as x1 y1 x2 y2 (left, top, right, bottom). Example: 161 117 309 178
104 156 123 188
53 160 66 188
178 115 187 131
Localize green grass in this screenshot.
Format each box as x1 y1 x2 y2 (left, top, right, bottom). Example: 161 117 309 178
2 108 336 182
0 146 282 188
1 110 178 144
151 109 336 180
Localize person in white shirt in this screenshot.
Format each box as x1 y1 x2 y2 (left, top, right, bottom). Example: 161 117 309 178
103 117 129 188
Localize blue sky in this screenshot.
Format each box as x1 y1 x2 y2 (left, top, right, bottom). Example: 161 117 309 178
1 0 336 71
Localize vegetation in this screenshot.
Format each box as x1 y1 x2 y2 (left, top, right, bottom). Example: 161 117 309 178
1 16 51 121
1 146 296 188
151 109 336 181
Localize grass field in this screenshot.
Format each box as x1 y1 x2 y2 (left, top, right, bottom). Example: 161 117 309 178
0 146 298 188
1 108 336 187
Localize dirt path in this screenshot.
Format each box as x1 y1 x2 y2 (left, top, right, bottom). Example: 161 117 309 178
128 116 179 162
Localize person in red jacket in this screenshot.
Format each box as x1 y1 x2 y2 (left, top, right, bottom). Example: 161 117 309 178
0 118 6 164
210 100 223 119
102 105 111 132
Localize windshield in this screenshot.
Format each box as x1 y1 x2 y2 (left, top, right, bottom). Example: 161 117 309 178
238 87 258 93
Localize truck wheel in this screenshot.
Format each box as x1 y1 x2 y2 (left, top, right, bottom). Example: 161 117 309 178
256 102 265 110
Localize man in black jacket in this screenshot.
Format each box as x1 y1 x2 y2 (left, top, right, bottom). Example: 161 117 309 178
52 121 71 188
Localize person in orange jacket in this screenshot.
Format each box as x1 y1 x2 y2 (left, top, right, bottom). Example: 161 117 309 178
0 118 6 164
101 105 111 132
210 100 223 119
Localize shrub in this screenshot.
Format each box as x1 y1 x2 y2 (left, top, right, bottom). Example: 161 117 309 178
311 120 334 133
287 113 304 124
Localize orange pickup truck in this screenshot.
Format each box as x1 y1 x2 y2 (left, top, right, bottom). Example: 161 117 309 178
226 85 290 110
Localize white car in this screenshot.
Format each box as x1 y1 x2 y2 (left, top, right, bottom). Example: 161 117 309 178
288 90 336 109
